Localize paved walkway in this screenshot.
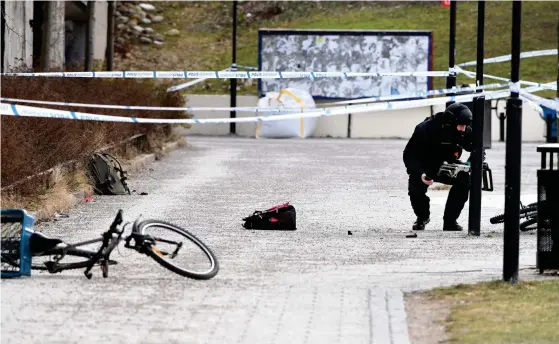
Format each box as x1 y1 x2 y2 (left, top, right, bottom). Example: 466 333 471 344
1 137 552 344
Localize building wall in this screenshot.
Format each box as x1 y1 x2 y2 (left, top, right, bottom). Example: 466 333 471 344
93 1 107 61
2 0 108 71
47 1 66 70
2 0 33 72
65 1 108 67
181 94 549 142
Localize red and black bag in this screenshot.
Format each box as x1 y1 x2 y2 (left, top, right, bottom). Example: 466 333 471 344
242 203 296 230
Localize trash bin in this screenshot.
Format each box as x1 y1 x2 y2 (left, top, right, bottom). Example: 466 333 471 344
456 85 492 149
541 105 557 143
536 143 559 274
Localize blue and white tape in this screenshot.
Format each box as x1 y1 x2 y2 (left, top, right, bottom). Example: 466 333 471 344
0 89 520 125
458 49 557 67
0 83 509 113
328 83 509 106
510 81 521 94
166 67 232 92
519 91 558 111
456 67 557 91
165 64 259 93
1 70 451 79
234 64 259 71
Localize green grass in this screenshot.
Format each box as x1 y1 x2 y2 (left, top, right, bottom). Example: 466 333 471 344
119 1 558 98
426 279 559 344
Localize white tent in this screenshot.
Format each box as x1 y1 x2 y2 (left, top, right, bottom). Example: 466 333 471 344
255 88 318 138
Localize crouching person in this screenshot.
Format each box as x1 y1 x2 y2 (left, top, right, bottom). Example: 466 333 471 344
402 103 474 231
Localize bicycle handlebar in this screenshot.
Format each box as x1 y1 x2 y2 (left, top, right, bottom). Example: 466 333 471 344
84 210 125 279
110 209 124 234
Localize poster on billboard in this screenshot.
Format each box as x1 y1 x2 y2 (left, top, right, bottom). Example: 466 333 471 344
258 29 434 100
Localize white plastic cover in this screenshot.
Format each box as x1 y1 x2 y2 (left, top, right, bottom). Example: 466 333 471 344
255 88 318 138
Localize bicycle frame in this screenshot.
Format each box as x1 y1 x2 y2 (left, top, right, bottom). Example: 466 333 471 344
32 209 130 278
33 210 183 279
38 234 121 274
4 208 219 280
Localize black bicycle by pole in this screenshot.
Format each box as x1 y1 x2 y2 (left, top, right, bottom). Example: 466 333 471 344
1 209 219 280
489 201 544 232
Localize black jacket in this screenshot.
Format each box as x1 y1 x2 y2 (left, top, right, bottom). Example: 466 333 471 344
403 112 473 178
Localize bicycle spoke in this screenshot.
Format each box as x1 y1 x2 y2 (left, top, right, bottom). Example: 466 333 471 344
139 221 218 279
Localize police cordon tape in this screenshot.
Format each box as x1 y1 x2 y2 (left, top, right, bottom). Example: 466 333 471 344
457 49 557 68
166 67 232 92
233 64 259 71
455 66 557 91
324 83 509 106
1 86 548 125
0 70 450 79
519 92 558 111
0 83 510 113
2 48 554 80
166 64 259 92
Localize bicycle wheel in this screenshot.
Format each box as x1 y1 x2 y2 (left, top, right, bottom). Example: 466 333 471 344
520 217 537 232
137 220 219 280
489 204 538 224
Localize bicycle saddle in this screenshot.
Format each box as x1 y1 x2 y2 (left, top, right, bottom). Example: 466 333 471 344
29 232 63 254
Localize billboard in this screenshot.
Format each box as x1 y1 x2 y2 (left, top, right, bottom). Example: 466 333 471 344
258 29 434 100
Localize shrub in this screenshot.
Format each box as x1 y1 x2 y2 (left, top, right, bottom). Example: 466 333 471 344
1 76 189 197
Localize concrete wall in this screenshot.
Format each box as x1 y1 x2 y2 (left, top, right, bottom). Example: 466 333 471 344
182 94 549 142
2 0 108 71
65 1 108 67
93 1 108 61
47 1 66 70
65 2 107 67
2 1 34 72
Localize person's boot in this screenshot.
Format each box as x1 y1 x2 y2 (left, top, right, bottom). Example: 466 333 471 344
412 217 430 231
443 221 464 231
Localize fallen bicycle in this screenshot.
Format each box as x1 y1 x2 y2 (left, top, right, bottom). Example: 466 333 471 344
1 209 219 280
489 201 550 232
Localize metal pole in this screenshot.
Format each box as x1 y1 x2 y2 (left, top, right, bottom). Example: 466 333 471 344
499 112 506 142
445 0 457 107
503 0 522 283
347 105 352 138
230 0 237 135
105 1 115 71
85 0 95 71
468 0 485 237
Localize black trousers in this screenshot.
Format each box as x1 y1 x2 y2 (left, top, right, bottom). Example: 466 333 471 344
407 171 470 223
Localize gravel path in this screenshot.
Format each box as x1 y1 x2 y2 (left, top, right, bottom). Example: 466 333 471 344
1 136 552 344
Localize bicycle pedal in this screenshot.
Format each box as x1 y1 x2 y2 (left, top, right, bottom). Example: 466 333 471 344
44 261 59 273
152 246 170 257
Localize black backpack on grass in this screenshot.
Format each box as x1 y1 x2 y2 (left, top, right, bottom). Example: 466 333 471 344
88 152 131 195
242 203 297 230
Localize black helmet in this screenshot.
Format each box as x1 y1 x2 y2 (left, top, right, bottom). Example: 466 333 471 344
444 103 472 126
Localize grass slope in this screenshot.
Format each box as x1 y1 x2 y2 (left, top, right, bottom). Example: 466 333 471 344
119 1 558 98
